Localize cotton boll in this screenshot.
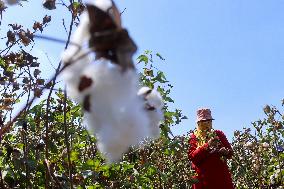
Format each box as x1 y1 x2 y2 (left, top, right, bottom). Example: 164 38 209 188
137 87 164 139
244 141 253 148
146 89 164 109
82 59 150 162
137 87 163 109
262 142 269 148
61 0 148 163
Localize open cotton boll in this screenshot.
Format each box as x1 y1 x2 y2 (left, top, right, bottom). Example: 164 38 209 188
137 87 164 139
146 90 164 109
137 86 164 109
82 59 150 162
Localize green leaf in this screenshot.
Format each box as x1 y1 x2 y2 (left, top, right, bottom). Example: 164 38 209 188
70 151 79 161
0 58 6 68
86 159 95 167
164 96 174 103
73 2 81 8
147 166 157 176
154 71 168 83
156 53 165 60
87 185 101 189
145 50 152 54
137 55 149 64
6 66 14 72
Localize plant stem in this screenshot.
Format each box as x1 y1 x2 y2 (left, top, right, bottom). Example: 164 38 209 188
272 129 283 185
63 89 73 189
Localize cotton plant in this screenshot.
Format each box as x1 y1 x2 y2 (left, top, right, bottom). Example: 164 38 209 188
230 109 284 188
61 0 163 162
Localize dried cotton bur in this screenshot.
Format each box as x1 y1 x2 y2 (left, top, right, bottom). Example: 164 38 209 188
61 0 164 163
42 0 56 10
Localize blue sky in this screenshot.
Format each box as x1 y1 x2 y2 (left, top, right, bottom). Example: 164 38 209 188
1 0 284 140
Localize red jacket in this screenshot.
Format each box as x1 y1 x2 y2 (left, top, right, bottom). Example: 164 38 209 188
188 130 234 189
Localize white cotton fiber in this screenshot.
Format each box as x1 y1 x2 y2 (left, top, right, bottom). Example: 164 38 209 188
94 0 112 12
95 100 150 162
147 107 163 139
61 50 93 102
61 12 92 101
85 60 150 162
84 0 112 12
146 90 164 110
61 3 164 162
137 87 164 139
63 59 151 162
137 86 151 96
61 12 90 64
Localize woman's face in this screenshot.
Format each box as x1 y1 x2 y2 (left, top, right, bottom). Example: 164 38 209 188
197 120 213 131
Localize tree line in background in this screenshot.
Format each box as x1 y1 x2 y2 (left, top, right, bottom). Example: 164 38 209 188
0 1 283 188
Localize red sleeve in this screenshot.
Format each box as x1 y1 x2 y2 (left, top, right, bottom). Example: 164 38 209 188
215 130 233 159
188 133 210 165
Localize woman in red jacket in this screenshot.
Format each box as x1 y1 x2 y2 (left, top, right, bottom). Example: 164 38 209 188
188 108 234 189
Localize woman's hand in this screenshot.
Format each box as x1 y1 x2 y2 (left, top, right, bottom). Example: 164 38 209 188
207 137 222 154
208 138 220 148
218 147 231 156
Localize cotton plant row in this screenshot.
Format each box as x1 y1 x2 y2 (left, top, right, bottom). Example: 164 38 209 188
229 103 284 189
61 0 164 162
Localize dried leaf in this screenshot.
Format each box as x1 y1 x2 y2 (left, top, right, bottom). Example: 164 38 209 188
33 22 43 32
33 69 41 78
8 23 22 30
6 30 16 46
42 0 56 10
34 88 42 98
36 79 45 85
42 15 51 25
18 30 31 46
